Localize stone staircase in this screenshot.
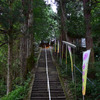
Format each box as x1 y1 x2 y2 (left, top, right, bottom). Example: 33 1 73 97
31 49 66 100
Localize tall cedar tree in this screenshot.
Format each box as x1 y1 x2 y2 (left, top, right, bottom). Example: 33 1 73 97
83 0 95 67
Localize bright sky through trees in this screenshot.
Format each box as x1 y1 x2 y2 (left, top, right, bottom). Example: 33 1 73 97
44 0 57 13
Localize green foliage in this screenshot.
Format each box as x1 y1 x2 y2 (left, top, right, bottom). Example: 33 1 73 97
0 37 7 98
92 2 100 37
56 51 100 100
0 79 6 98
1 86 24 100
27 53 37 72
66 1 85 37
33 0 59 42
1 77 31 100
0 0 22 30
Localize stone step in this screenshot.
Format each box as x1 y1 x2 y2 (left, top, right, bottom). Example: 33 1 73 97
31 96 66 100
31 91 65 97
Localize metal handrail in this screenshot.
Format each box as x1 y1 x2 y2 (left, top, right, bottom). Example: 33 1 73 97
45 47 51 100
62 41 76 48
74 64 95 86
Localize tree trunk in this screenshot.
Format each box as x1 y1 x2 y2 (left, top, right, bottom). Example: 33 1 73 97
83 0 95 67
20 35 27 81
20 0 34 81
7 36 13 95
7 1 13 94
59 0 68 58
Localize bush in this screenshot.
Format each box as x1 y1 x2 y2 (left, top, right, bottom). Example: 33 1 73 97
56 53 100 100
0 79 6 98
1 77 30 100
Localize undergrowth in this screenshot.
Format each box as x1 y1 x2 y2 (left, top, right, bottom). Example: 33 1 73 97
0 73 32 100
54 51 100 100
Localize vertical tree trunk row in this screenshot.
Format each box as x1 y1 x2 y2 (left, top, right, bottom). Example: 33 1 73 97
20 0 34 81
7 0 34 94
